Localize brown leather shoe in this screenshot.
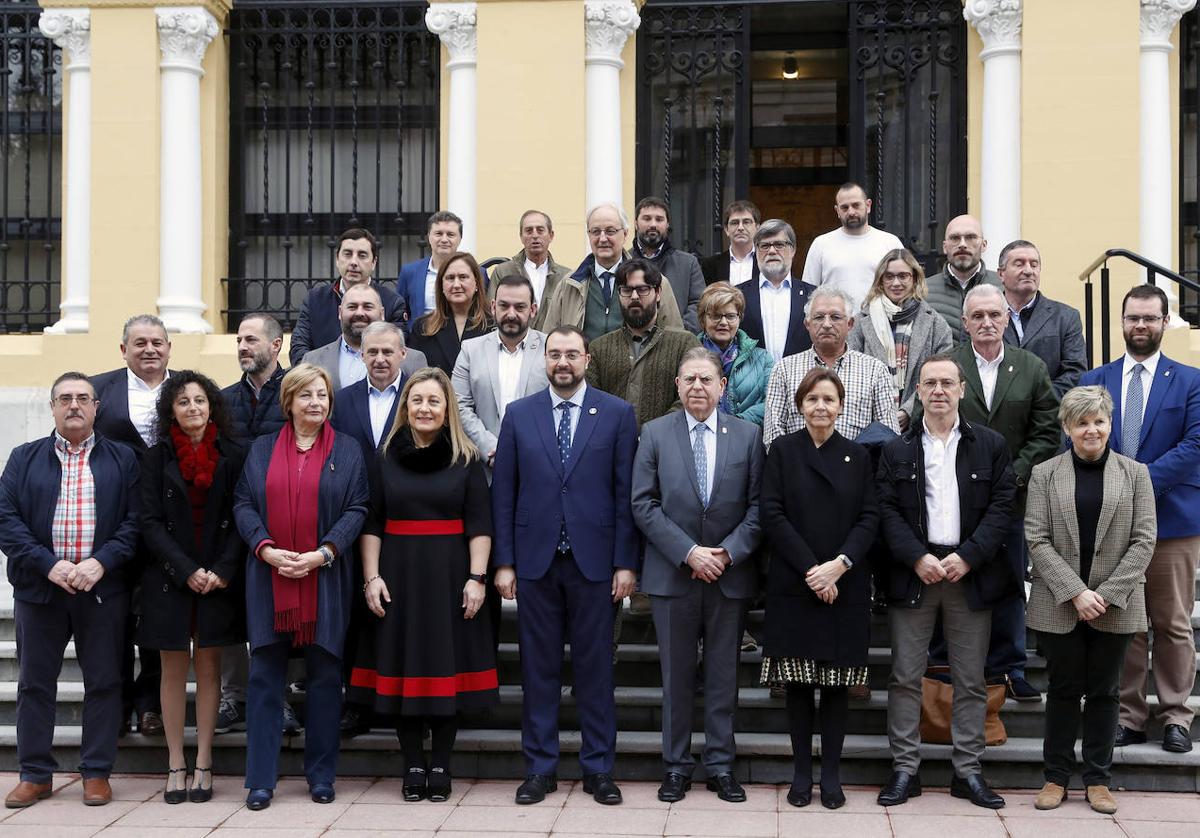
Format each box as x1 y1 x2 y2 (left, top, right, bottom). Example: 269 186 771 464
1086 785 1117 814
1034 782 1067 810
82 777 112 806
139 711 164 737
5 781 52 809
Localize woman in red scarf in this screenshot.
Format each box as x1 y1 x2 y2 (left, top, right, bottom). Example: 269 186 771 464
139 371 246 803
233 364 368 811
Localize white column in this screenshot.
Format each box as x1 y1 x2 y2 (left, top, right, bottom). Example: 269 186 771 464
584 1 640 211
426 3 477 253
155 7 218 333
964 0 1023 257
39 9 91 334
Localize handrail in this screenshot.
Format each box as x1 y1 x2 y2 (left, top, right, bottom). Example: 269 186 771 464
1078 247 1200 294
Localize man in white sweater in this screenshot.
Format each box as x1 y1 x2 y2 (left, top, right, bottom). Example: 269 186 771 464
801 182 903 311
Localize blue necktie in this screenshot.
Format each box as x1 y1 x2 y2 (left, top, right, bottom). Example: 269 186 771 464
693 423 709 506
600 271 614 307
556 402 573 552
1122 363 1145 457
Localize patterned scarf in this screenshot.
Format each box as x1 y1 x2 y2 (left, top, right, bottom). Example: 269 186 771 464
867 295 921 399
701 334 739 414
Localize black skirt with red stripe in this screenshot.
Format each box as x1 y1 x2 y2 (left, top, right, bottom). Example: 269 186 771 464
348 429 498 717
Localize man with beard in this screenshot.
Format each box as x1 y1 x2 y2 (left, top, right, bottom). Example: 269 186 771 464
736 219 816 363
487 210 572 330
1082 284 1200 754
630 197 705 331
701 200 761 287
223 313 287 445
587 259 700 429
801 183 903 311
289 228 408 364
926 215 1001 344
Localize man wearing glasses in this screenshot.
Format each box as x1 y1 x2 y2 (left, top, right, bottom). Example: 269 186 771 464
701 200 761 287
737 219 816 363
927 215 1002 344
1082 284 1200 755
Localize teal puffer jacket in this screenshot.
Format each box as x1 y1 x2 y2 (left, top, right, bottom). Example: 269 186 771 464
699 329 774 426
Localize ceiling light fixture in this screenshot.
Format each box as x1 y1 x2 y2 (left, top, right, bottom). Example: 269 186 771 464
782 53 799 80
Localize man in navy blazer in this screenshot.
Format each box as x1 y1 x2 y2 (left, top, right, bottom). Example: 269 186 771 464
1081 284 1200 754
735 220 815 362
0 372 140 808
397 211 463 324
330 321 408 461
491 326 639 806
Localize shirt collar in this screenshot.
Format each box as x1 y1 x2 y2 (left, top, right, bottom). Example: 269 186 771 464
340 337 362 357
761 275 792 290
947 263 984 287
550 381 587 410
54 431 96 454
1008 292 1039 317
921 416 961 443
594 258 621 279
1123 350 1161 379
498 333 527 353
127 367 168 392
686 409 719 436
368 374 402 398
731 249 755 264
973 344 1005 370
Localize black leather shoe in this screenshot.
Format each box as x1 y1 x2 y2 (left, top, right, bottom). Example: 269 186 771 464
339 707 370 739
657 772 690 803
1163 724 1194 753
786 782 812 807
427 768 452 802
1005 675 1042 702
820 784 845 809
402 767 426 802
704 773 746 803
877 771 921 806
1115 725 1147 747
950 774 1005 809
139 711 164 737
515 774 557 805
582 773 622 805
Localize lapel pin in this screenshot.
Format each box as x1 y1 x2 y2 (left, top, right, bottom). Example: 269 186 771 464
588 407 597 415
721 426 728 434
1164 370 1170 377
1007 365 1013 373
844 455 851 462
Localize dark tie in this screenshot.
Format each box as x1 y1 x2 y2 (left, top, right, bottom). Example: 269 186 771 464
556 402 573 552
1122 363 1145 457
600 271 614 307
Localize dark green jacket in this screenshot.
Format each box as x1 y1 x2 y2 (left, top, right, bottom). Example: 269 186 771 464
587 325 700 428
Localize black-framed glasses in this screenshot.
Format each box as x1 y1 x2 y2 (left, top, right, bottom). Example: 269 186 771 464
616 285 655 299
1122 314 1164 325
758 240 794 252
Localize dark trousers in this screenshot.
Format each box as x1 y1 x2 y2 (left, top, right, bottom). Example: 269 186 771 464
245 641 343 789
122 612 161 716
15 590 127 782
517 551 616 776
1039 624 1132 787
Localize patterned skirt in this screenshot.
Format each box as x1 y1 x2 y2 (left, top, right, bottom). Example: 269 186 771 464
760 656 869 688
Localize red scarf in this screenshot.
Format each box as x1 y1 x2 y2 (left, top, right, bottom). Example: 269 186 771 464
264 421 336 646
170 422 219 489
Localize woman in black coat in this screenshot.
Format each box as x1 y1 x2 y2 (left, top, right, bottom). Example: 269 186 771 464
760 367 878 810
139 371 246 803
408 251 493 374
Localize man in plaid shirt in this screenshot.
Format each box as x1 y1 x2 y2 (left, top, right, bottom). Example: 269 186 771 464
763 286 899 449
0 372 140 809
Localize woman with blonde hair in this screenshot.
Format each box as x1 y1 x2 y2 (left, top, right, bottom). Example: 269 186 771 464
408 251 494 374
348 367 497 803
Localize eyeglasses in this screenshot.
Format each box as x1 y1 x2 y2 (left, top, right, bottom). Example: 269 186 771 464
808 313 847 324
616 285 655 299
883 271 914 282
758 240 793 252
54 394 93 406
726 218 756 229
708 312 740 323
946 233 981 244
587 227 622 239
547 351 584 362
1122 314 1164 325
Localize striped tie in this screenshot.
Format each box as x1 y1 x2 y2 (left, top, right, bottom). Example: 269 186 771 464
1122 363 1145 457
693 423 709 506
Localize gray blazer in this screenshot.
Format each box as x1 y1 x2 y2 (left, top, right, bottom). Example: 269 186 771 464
302 338 428 391
1003 293 1087 399
847 300 953 418
632 410 764 599
1025 449 1157 635
452 328 550 458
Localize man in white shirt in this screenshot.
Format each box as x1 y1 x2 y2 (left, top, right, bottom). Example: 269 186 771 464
801 182 904 310
487 210 573 331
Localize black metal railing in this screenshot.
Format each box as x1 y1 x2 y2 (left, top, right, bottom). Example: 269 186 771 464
224 0 439 332
1078 248 1200 367
1 0 61 334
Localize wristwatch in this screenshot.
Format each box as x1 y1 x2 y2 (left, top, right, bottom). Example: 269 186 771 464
467 573 487 584
836 553 853 570
318 545 335 568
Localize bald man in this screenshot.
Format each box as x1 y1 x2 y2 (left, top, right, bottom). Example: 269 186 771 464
926 215 1001 344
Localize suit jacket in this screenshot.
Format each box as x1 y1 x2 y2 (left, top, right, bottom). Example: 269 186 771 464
91 367 162 455
847 300 953 417
735 277 816 359
632 410 764 599
397 257 433 324
288 279 409 365
487 250 571 331
0 432 141 603
302 338 428 392
1080 354 1200 538
1025 450 1156 635
330 375 406 464
1003 293 1087 399
408 315 493 376
491 386 639 582
701 249 760 286
452 329 550 460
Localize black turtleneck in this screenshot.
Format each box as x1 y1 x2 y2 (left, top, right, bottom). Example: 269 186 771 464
1073 446 1110 585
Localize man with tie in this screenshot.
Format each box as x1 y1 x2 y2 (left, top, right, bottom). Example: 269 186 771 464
491 326 639 806
632 347 764 804
736 220 815 363
1081 284 1200 754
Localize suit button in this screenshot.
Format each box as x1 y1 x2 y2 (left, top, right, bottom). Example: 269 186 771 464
971 473 977 479
163 563 171 573
561 487 567 494
166 489 174 498
162 584 169 593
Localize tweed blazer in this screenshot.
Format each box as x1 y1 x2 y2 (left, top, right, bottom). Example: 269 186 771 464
846 300 953 418
1025 450 1157 635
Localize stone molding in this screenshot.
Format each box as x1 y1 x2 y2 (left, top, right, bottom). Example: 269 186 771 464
963 0 1022 58
1140 0 1197 50
156 7 219 72
584 0 640 65
37 8 91 68
425 2 478 67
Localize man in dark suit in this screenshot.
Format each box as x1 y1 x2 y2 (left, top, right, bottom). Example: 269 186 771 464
700 200 761 286
0 372 140 808
632 347 763 804
1082 284 1200 754
491 326 639 806
397 210 463 324
736 219 815 363
90 314 171 737
998 239 1087 398
288 228 408 364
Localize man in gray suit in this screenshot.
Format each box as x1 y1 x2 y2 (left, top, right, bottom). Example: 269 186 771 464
302 283 427 390
632 346 764 805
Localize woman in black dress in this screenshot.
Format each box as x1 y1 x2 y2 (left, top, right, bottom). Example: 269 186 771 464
139 371 246 803
349 367 497 802
407 251 493 374
760 367 878 809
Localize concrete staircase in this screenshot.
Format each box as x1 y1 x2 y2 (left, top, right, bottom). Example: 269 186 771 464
1 578 1198 791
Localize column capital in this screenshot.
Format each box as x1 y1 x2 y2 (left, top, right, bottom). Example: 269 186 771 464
38 8 91 68
1140 0 1197 51
585 0 640 67
156 6 219 73
425 2 478 68
963 0 1022 59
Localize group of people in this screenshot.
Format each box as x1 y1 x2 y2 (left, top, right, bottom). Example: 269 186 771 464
0 185 1197 818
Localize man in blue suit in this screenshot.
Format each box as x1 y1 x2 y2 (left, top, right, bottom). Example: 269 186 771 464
1081 283 1200 754
397 211 463 325
491 325 639 806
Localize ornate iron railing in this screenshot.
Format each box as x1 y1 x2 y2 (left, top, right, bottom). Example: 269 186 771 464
224 0 439 331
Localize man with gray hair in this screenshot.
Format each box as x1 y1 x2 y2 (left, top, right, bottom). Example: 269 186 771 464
487 209 573 330
540 202 684 342
763 286 899 449
736 219 816 363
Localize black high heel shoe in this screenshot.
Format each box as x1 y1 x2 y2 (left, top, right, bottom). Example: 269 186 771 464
786 782 812 807
163 768 188 804
820 783 845 809
427 767 451 802
402 767 427 802
189 767 213 803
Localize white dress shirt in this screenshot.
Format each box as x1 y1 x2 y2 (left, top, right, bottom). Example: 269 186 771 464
922 417 962 547
127 368 169 446
729 249 755 285
423 260 439 313
367 376 401 447
338 338 367 389
1121 350 1161 426
973 345 1005 411
759 276 793 363
497 335 527 419
549 381 586 443
523 257 549 305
